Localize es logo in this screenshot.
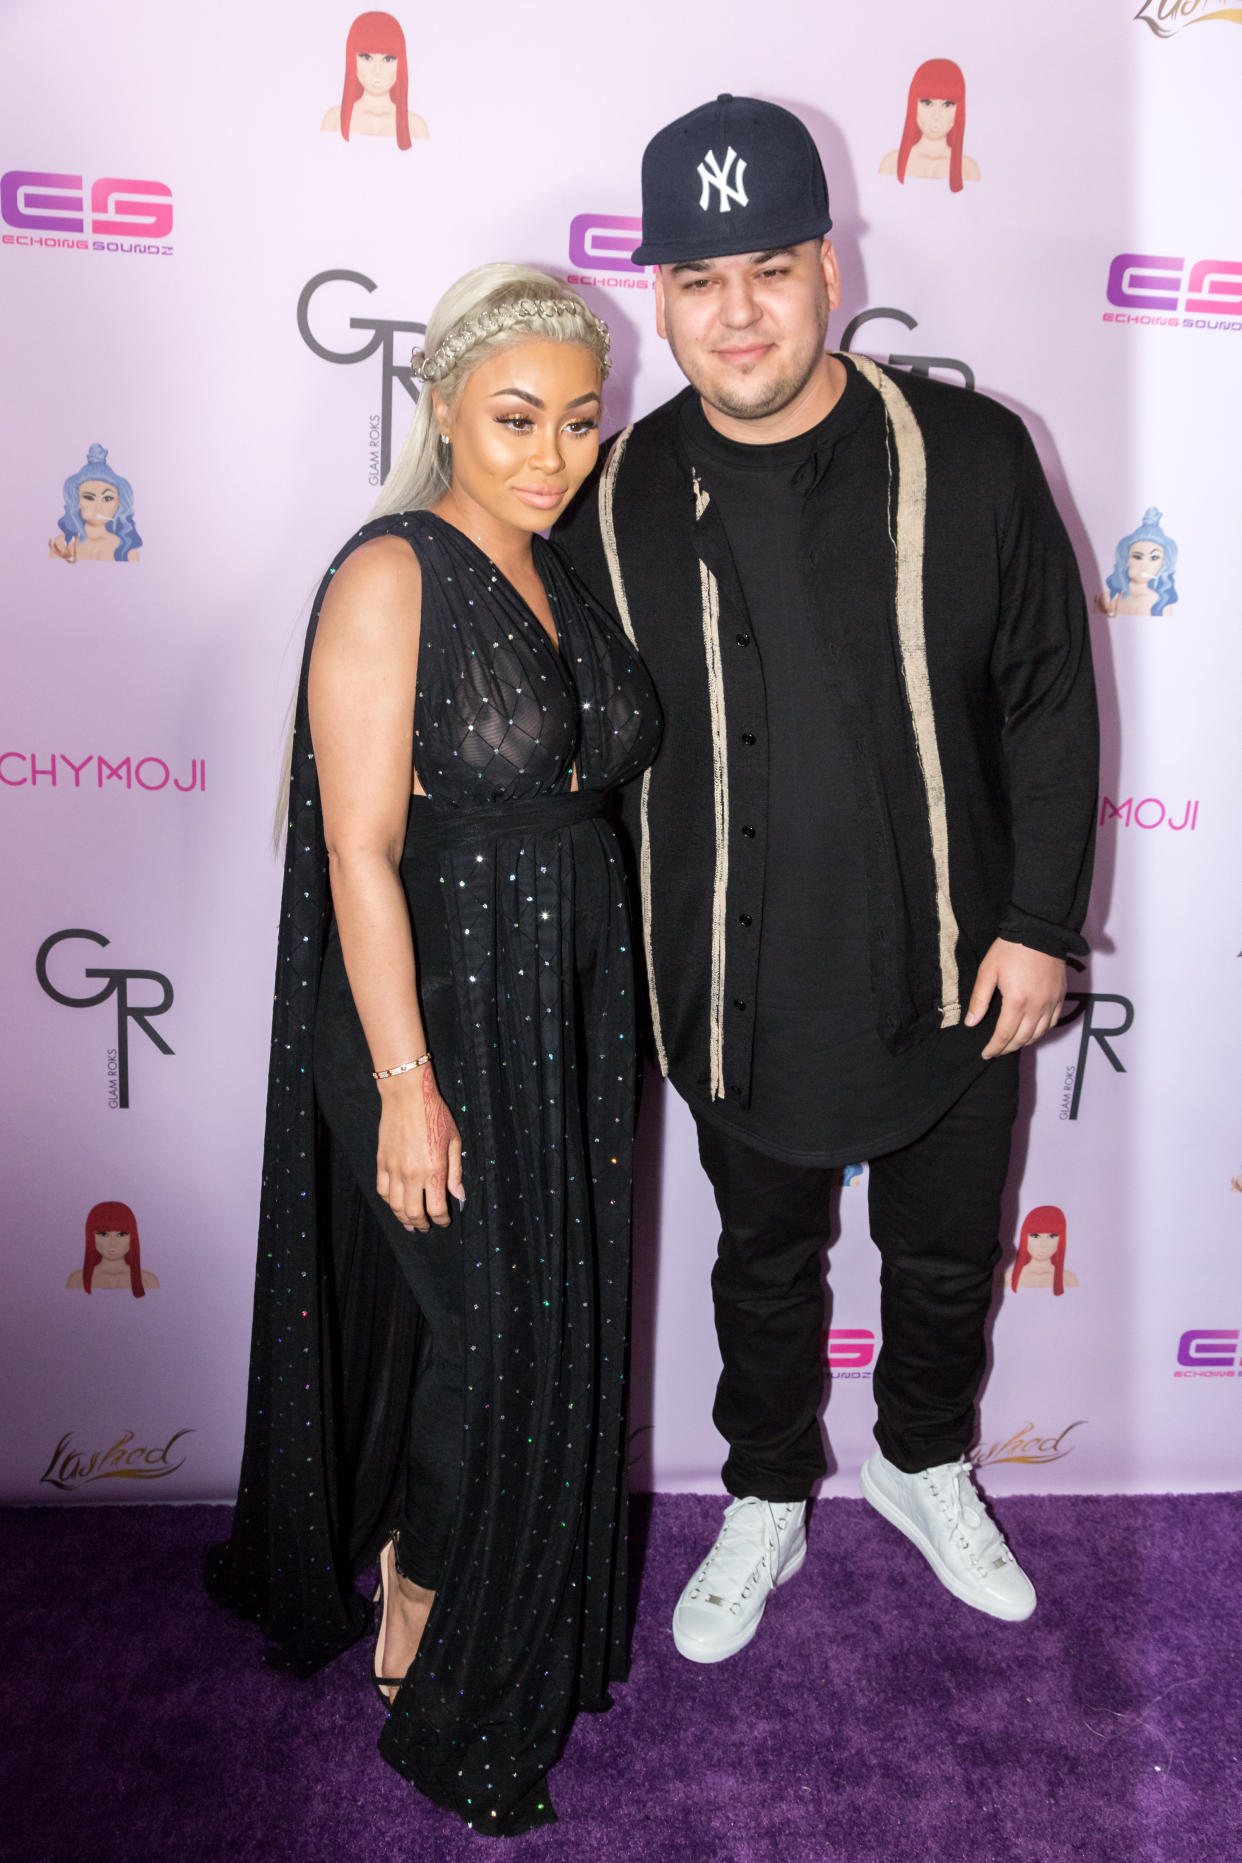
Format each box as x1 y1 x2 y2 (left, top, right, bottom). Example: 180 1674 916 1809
822 1327 875 1377
841 307 975 390
1 171 173 248
569 214 644 274
1175 1329 1239 1375
297 270 425 482
1105 254 1242 329
36 928 175 1109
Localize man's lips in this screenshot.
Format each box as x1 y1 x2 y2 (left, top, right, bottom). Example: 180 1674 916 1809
713 342 774 366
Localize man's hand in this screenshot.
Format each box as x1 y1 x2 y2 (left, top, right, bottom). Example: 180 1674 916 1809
965 938 1067 1060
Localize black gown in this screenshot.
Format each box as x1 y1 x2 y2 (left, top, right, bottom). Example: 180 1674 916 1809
207 510 660 1835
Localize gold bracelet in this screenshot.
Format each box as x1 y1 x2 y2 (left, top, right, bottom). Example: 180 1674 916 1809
372 1052 432 1080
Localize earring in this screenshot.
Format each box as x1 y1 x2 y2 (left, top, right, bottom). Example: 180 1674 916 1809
438 433 450 448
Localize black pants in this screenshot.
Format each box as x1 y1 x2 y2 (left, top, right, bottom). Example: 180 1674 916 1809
693 1054 1020 1498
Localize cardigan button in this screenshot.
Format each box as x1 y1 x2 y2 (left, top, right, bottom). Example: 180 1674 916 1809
735 632 750 647
741 824 755 838
733 998 747 1011
738 913 752 927
740 732 756 746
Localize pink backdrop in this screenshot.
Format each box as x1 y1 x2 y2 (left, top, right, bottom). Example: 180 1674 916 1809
4 0 1241 1506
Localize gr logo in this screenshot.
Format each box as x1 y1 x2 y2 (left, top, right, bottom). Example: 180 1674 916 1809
568 214 644 273
1175 1330 1239 1374
1057 991 1135 1121
297 270 426 483
840 307 975 391
0 171 173 237
1106 254 1242 314
36 928 175 1110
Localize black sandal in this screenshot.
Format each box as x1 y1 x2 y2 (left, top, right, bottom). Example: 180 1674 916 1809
371 1534 405 1705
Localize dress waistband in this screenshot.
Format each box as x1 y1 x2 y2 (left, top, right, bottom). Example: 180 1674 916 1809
401 789 610 859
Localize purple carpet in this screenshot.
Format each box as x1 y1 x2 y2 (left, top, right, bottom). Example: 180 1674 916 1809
3 1492 1238 1862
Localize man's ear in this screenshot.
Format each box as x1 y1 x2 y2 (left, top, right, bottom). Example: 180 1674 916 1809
654 266 669 341
820 238 843 313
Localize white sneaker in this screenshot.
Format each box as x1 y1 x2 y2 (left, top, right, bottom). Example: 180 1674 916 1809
860 1450 1036 1622
671 1496 807 1663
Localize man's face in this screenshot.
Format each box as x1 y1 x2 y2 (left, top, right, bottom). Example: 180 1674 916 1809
654 239 841 422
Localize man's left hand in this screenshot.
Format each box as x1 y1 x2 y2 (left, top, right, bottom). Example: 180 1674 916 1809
964 938 1067 1059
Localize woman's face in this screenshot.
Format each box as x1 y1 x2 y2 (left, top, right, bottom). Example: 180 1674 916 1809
94 1229 132 1261
1127 541 1165 583
78 480 119 525
437 339 602 534
916 96 957 139
1026 1230 1061 1262
356 50 399 96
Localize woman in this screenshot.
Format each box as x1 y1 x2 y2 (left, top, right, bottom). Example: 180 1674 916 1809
1011 1206 1077 1293
879 58 979 189
66 1200 157 1294
208 264 659 1837
48 442 142 563
1097 507 1179 616
320 11 429 145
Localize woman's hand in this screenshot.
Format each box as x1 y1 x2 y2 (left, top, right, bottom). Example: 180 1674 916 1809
376 1067 465 1232
49 535 77 563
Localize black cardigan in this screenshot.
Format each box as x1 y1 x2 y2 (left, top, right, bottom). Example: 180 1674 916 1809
554 357 1098 1114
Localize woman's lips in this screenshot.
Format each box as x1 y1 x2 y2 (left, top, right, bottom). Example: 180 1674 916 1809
513 486 566 509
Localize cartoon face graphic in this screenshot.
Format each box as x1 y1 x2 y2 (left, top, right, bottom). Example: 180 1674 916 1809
356 47 399 95
66 1200 159 1295
1011 1205 1077 1294
320 12 429 146
49 443 142 564
1096 507 1179 617
916 96 958 141
879 58 980 189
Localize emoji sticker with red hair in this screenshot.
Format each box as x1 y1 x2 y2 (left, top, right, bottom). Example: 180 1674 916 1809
320 13 429 145
66 1200 159 1296
1011 1206 1077 1295
879 59 979 190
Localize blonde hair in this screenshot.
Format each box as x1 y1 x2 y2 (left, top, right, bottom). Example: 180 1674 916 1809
370 261 610 519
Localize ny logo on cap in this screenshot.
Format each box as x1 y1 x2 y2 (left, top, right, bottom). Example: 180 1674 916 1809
698 146 749 213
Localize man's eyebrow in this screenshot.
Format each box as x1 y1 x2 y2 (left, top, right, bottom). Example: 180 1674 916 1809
667 247 799 277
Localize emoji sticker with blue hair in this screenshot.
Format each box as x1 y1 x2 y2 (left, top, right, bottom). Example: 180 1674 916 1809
48 443 142 564
1096 507 1178 617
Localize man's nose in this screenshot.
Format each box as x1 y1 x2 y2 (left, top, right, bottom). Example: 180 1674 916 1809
716 278 761 328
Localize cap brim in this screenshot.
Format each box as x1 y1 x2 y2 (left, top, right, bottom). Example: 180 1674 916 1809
631 214 832 268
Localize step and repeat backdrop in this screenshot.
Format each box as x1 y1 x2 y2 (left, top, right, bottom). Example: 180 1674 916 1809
3 0 1240 1506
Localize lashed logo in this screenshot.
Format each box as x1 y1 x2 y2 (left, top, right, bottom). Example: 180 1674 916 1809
971 1421 1086 1469
1135 0 1242 36
40 1428 193 1491
698 146 748 212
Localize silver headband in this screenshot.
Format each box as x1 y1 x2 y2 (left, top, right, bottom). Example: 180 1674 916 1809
410 297 610 385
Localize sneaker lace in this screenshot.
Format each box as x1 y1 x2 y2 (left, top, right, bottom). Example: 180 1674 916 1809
927 1460 1013 1576
688 1498 796 1613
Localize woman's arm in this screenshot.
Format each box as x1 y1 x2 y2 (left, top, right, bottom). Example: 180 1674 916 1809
309 535 463 1232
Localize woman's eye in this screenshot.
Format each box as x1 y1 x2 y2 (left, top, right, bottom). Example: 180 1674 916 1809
566 418 599 436
497 415 534 432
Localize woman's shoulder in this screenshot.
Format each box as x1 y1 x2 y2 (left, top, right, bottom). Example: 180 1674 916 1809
313 518 425 645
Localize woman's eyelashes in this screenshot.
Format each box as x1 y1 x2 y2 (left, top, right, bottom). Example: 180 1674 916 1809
493 415 599 435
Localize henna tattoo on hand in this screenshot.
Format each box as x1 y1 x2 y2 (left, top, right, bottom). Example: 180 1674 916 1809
423 1066 451 1158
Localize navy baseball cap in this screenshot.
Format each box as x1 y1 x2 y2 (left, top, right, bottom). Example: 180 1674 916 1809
631 93 832 267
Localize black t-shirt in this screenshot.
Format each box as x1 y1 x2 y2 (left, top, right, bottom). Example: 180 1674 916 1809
678 381 992 1166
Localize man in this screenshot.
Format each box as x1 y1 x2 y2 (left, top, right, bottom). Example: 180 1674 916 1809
556 95 1097 1662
